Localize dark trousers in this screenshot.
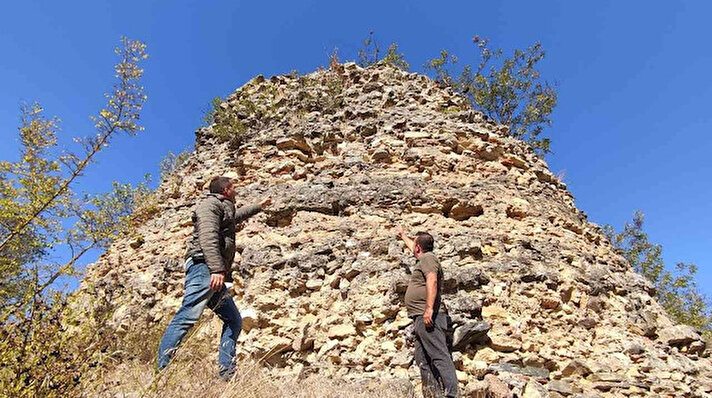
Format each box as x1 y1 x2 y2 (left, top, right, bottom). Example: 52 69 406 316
413 313 459 398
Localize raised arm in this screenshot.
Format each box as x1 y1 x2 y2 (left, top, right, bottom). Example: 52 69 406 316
235 198 271 223
397 225 416 254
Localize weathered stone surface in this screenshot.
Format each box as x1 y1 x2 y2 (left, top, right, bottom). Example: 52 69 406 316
592 381 630 392
590 372 625 383
490 333 522 352
485 374 513 398
578 317 597 329
548 380 573 396
482 305 507 319
390 350 411 368
463 358 488 378
241 308 258 332
276 136 310 153
523 379 549 398
453 320 490 351
328 324 356 339
464 380 488 398
449 202 484 221
447 295 483 318
489 362 549 380
658 324 704 347
73 63 712 396
292 323 315 352
521 366 550 379
561 360 592 377
541 296 561 310
371 148 391 163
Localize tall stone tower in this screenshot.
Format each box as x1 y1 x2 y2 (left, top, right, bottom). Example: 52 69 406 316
78 63 710 397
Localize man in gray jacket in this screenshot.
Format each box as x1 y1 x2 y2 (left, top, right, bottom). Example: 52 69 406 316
157 176 269 379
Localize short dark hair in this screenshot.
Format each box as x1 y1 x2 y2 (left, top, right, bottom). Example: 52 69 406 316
415 231 434 253
209 176 233 194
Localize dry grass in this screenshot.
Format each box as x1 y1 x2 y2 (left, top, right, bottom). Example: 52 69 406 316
86 360 414 398
82 328 415 398
87 363 414 398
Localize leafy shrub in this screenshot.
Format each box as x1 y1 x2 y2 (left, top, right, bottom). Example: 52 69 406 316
205 97 248 148
0 37 150 397
159 150 190 182
357 31 409 71
606 211 711 340
426 36 557 154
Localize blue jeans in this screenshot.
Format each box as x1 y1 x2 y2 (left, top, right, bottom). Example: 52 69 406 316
157 259 242 378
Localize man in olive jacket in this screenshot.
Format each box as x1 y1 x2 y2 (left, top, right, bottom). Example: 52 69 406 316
397 227 458 398
157 176 269 379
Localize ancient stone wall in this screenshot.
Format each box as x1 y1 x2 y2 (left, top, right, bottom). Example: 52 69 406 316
77 63 710 397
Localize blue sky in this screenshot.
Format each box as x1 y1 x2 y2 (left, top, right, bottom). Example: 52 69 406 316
1 1 710 295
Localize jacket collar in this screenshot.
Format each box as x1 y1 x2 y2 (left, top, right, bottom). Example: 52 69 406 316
205 192 231 202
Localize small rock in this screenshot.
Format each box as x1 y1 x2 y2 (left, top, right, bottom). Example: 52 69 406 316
489 362 521 375
453 320 490 350
457 370 469 383
305 279 323 290
328 324 356 339
404 131 431 140
482 305 508 319
490 334 521 352
292 323 314 352
561 360 592 377
477 144 503 161
541 296 561 310
658 325 703 347
522 379 549 398
276 136 311 153
502 155 528 169
592 381 630 392
391 350 412 368
548 380 573 396
447 296 483 317
689 340 706 355
464 380 488 398
371 148 391 163
578 317 597 329
445 267 490 292
506 198 530 219
586 297 604 313
521 366 550 379
463 359 488 378
485 374 513 398
449 202 484 221
241 308 258 332
590 373 624 383
474 347 500 363
129 236 144 249
624 343 645 355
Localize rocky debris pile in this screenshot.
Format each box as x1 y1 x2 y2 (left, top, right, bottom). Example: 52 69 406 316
76 63 711 397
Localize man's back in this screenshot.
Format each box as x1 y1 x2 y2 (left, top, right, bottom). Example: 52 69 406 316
185 193 235 275
405 251 445 317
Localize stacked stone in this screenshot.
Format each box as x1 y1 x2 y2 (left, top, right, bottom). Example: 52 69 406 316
77 63 711 397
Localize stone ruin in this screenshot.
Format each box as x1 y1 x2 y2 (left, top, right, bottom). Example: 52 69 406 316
76 63 711 397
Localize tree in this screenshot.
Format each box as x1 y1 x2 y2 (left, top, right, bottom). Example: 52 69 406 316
159 150 191 182
606 211 711 339
425 36 557 154
0 38 149 397
357 31 410 71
